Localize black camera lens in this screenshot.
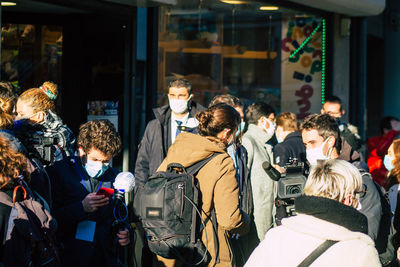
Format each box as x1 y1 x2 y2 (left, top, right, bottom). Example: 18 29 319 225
286 185 301 195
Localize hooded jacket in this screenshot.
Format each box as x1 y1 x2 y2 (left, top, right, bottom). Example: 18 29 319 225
134 102 204 188
245 195 381 267
155 132 249 267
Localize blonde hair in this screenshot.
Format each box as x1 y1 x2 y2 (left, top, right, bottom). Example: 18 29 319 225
18 81 58 113
304 159 362 203
276 112 298 132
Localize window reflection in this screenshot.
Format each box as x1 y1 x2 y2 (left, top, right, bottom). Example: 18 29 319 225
1 24 62 90
158 2 323 117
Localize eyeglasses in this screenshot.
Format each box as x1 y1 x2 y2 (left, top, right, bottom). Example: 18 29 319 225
354 184 367 198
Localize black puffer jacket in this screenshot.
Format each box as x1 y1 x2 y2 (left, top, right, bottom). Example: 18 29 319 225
134 102 204 187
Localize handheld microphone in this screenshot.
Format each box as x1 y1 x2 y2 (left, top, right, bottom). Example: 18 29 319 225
112 172 135 239
113 172 135 201
262 161 281 181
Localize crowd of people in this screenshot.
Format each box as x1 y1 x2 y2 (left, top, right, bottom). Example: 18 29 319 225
0 77 399 267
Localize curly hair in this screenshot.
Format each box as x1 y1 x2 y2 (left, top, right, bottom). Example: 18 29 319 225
18 81 58 113
0 81 18 130
77 119 122 157
0 136 30 188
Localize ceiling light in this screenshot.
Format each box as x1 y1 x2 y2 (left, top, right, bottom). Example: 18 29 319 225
220 0 247 4
260 6 279 11
1 2 17 6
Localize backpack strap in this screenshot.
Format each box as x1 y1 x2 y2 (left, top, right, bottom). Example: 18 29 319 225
297 240 338 267
211 209 220 264
13 185 27 203
186 153 221 176
187 153 220 264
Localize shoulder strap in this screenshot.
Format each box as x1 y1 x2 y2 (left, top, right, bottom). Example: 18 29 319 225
186 153 221 175
297 240 338 267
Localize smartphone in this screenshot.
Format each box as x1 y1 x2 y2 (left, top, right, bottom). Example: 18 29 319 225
96 187 114 198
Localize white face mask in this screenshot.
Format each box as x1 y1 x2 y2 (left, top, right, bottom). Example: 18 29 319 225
261 117 276 142
84 159 110 178
306 138 331 166
169 95 191 114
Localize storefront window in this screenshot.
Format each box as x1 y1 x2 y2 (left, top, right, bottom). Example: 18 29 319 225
1 24 62 91
158 1 324 118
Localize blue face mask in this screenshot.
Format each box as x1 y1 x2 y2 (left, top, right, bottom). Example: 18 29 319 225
235 121 246 137
84 159 110 178
384 155 394 172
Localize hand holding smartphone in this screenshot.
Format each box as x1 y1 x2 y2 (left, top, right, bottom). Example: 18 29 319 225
96 187 114 198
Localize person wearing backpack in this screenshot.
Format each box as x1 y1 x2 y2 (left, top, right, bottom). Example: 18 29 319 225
153 104 249 267
47 120 130 267
245 159 380 267
208 95 256 266
0 135 31 262
0 135 59 266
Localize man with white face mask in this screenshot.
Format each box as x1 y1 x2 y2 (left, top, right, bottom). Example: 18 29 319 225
242 102 276 242
46 120 130 267
300 114 384 248
135 79 204 188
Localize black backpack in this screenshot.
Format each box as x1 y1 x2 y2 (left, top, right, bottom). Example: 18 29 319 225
0 178 60 267
134 154 219 266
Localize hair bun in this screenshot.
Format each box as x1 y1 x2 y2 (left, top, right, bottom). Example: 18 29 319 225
196 110 213 135
41 81 58 100
196 110 212 125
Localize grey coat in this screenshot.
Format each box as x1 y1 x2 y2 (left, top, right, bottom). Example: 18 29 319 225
242 124 275 241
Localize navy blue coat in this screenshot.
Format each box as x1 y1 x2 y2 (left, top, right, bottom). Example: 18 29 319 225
46 156 120 267
273 132 306 167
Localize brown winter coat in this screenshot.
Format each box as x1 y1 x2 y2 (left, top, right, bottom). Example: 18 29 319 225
155 132 249 267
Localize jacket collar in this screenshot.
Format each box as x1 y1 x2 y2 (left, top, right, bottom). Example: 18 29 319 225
41 110 63 131
246 124 270 145
295 195 368 234
284 131 302 141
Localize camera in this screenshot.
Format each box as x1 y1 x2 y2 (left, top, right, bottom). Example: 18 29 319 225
277 159 307 199
32 135 58 165
274 158 307 221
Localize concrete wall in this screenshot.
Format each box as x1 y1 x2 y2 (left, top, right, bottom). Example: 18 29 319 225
331 14 351 122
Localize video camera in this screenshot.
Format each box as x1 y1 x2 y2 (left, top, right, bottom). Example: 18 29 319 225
31 135 58 165
263 158 307 218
